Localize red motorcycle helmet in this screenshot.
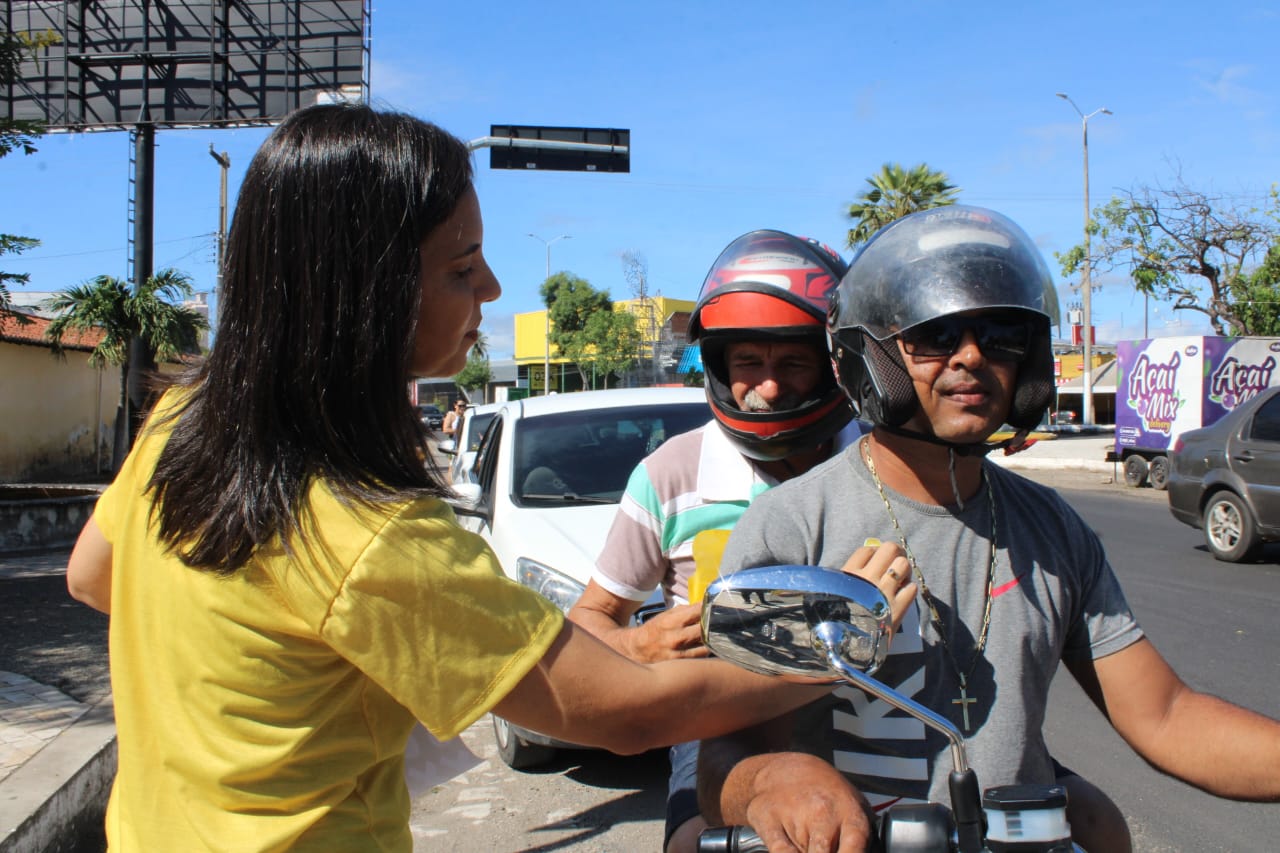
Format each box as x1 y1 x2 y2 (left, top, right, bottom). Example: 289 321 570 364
689 230 854 461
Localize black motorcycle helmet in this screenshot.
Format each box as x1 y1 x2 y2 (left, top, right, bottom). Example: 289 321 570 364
828 206 1060 446
689 230 854 461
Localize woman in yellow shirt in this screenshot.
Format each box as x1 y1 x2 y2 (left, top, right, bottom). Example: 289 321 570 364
65 103 913 851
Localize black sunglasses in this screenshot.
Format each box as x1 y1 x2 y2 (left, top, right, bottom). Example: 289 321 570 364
899 314 1033 362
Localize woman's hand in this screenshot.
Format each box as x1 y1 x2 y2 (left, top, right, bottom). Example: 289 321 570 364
839 539 916 632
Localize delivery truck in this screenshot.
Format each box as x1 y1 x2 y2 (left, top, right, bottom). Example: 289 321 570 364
1112 335 1280 488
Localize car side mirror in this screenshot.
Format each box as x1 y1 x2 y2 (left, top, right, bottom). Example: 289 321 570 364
437 438 457 456
447 482 490 519
701 565 892 678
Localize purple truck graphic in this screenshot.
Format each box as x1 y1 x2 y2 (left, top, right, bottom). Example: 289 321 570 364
1116 336 1280 459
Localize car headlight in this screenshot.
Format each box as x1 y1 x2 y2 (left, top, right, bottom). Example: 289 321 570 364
516 558 586 614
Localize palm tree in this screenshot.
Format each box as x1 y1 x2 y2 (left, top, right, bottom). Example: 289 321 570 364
845 163 960 248
43 268 208 468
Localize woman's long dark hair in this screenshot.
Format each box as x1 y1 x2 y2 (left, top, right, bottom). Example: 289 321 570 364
147 104 473 574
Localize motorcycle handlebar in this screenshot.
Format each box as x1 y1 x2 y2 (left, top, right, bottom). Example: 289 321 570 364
696 825 767 853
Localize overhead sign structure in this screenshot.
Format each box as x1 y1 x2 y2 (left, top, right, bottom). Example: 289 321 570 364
3 0 369 130
476 125 630 173
1 0 369 467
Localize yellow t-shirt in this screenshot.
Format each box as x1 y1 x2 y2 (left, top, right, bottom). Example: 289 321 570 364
94 403 563 851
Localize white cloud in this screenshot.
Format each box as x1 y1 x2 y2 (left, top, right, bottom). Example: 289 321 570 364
1196 64 1265 110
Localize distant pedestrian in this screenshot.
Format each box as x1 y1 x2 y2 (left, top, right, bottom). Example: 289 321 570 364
442 398 466 440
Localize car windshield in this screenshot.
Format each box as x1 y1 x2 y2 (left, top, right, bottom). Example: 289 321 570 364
513 402 709 505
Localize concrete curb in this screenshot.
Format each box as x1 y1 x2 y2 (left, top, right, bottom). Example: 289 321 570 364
993 456 1118 475
0 698 114 853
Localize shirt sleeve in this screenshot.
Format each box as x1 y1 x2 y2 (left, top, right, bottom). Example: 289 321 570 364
593 460 669 600
92 402 175 545
319 501 565 740
1048 491 1144 663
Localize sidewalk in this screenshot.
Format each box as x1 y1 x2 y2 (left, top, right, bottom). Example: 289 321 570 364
989 429 1118 475
0 432 1118 851
0 549 112 853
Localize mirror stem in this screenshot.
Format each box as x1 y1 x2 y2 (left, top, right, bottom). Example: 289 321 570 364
816 622 969 773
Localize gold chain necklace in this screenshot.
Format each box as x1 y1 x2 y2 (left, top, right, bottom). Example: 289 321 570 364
861 436 997 733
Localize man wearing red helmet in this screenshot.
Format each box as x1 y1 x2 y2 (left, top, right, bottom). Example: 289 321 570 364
568 230 871 853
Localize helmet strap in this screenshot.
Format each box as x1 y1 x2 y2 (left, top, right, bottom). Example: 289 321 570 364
948 447 964 511
876 421 1029 459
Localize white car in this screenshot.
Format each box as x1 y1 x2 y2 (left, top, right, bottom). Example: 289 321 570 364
451 387 711 768
436 401 502 484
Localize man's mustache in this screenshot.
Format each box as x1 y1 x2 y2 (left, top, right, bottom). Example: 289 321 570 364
742 389 805 412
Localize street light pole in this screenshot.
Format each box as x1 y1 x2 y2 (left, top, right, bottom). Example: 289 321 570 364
208 145 230 338
528 233 570 395
1057 92 1112 426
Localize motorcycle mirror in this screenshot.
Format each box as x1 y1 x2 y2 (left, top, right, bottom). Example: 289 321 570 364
700 565 892 679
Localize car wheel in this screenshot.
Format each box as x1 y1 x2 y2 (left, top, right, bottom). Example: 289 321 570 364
1123 454 1149 488
1148 455 1170 491
1202 491 1260 562
491 714 555 770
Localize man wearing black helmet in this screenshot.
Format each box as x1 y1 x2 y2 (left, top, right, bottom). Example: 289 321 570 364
698 207 1280 852
568 231 879 853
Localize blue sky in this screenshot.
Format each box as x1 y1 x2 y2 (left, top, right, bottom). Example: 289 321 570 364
4 0 1278 359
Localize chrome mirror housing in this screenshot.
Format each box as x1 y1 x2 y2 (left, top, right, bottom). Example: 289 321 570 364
700 565 892 679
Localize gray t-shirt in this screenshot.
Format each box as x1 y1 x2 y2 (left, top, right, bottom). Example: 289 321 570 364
719 442 1144 809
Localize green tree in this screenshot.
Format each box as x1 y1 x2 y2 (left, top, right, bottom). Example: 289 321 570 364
539 272 638 389
454 331 493 392
1230 242 1280 336
583 309 640 389
0 29 58 157
0 235 38 326
44 269 208 468
0 28 59 316
845 162 960 248
1057 180 1280 336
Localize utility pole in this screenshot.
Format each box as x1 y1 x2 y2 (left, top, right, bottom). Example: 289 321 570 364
209 145 230 337
1057 92 1112 426
528 233 570 395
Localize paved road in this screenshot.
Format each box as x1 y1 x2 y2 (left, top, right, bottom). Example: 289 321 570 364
410 719 669 852
8 465 1278 851
0 547 108 707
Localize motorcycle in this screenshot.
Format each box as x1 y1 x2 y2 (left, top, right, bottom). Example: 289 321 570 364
695 565 1081 853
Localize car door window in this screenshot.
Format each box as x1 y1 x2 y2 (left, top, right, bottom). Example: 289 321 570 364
473 416 503 499
466 413 497 452
1248 394 1280 443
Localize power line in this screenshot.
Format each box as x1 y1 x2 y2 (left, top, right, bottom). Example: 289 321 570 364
23 233 215 261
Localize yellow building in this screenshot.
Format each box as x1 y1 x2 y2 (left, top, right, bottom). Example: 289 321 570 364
515 295 695 394
1 310 116 481
1052 346 1117 424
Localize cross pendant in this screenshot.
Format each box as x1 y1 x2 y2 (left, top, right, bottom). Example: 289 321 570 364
953 679 976 732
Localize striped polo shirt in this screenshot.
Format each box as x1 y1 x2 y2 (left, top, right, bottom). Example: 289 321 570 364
593 419 864 605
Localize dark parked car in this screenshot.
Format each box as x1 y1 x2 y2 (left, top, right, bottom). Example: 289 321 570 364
1167 386 1280 561
417 404 444 431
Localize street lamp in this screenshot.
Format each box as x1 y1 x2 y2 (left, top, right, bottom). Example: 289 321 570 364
528 233 571 395
1057 92 1112 426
